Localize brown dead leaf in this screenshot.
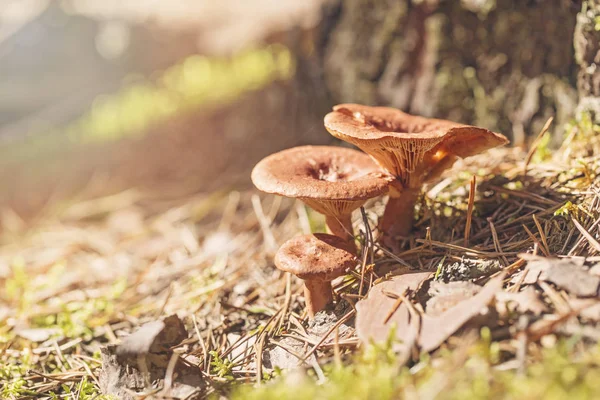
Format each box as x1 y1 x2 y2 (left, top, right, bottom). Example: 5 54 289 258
589 263 600 276
264 337 317 370
517 256 599 297
116 314 187 358
426 281 481 317
355 272 432 356
569 298 600 321
419 273 505 352
526 309 587 342
100 315 202 400
543 260 599 298
496 287 548 316
517 265 544 285
356 272 505 355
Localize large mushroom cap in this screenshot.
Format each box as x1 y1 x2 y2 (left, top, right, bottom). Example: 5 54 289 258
251 145 391 201
324 104 509 186
274 233 357 281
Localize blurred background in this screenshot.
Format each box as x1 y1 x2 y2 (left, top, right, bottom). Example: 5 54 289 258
0 0 595 223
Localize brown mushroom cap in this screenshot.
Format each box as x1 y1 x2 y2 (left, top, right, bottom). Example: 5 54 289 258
251 145 391 200
274 233 357 282
324 104 509 187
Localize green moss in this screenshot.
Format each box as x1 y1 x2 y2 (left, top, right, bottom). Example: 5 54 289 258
594 15 600 31
232 339 600 400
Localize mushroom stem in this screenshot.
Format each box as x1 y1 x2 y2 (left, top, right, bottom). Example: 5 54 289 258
379 188 420 246
325 214 355 248
303 279 333 318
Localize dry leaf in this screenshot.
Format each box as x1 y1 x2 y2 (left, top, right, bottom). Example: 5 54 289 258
356 272 505 354
264 337 316 370
100 315 202 400
15 328 62 342
569 298 600 321
419 274 505 352
116 314 187 358
589 263 600 276
543 261 600 298
426 281 481 317
356 272 432 356
496 287 548 316
518 256 599 297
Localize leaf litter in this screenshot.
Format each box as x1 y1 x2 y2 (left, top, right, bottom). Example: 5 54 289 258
2 122 600 397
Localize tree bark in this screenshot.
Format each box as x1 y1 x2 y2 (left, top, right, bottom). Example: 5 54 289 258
575 0 600 120
317 0 581 145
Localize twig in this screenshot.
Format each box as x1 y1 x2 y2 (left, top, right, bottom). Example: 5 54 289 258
359 207 374 296
522 224 550 257
382 289 409 324
488 218 509 266
571 217 600 253
532 214 550 255
333 327 342 369
300 310 355 363
464 175 477 247
254 332 268 385
251 194 277 253
524 116 553 175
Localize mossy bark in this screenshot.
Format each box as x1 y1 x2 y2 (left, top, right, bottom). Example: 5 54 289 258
317 0 581 145
575 0 600 121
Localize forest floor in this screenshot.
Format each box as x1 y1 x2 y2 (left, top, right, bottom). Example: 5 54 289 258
2 113 600 399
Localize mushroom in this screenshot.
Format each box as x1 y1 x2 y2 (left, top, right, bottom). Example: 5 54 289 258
251 145 392 247
324 104 509 245
275 233 357 318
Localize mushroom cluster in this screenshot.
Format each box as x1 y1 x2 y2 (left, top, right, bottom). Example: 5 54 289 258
252 104 508 318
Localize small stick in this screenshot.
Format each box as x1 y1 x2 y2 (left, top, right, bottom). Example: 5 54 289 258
488 218 509 266
415 239 516 257
571 217 600 253
372 242 412 268
425 227 432 251
358 209 370 297
251 195 277 253
254 332 268 385
300 310 355 363
532 214 550 255
217 190 240 232
382 289 409 324
524 116 553 175
162 352 179 394
333 327 342 369
464 175 477 247
522 224 550 257
275 272 292 332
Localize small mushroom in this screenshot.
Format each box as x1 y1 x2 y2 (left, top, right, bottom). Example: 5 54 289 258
251 145 392 247
275 233 357 318
324 104 508 245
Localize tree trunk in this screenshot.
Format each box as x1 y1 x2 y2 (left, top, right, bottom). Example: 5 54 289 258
316 0 581 145
575 0 600 121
